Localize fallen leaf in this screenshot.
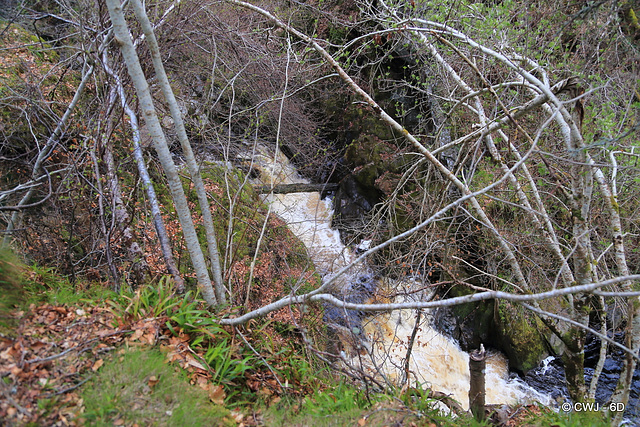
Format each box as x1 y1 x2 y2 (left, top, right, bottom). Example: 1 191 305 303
259 387 273 397
230 410 244 423
31 341 48 351
185 356 206 371
148 375 159 388
209 384 226 405
358 417 366 426
130 329 144 341
91 359 104 372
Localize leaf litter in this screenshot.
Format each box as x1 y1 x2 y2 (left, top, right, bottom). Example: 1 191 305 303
0 300 295 426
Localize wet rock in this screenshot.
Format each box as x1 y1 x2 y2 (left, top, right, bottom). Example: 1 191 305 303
432 303 493 352
333 175 378 231
525 336 640 422
323 271 377 336
323 304 363 333
524 356 568 402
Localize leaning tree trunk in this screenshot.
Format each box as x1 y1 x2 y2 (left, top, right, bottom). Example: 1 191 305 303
105 0 217 306
3 61 95 245
102 52 186 293
129 0 226 305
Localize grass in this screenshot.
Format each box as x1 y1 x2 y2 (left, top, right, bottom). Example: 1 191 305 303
523 405 611 426
0 261 615 427
23 262 120 307
0 246 26 334
79 348 233 426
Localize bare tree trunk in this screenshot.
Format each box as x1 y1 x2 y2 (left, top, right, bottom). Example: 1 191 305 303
105 0 216 306
129 0 226 305
102 52 185 293
469 345 486 422
88 121 121 287
588 296 609 401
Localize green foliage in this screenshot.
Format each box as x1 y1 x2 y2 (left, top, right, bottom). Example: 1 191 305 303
519 403 610 426
24 263 117 307
79 348 232 426
0 247 26 333
300 382 372 415
108 279 255 401
265 382 378 426
108 275 183 319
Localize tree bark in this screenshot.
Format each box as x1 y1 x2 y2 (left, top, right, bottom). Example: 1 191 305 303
105 0 216 306
102 53 186 292
469 345 486 421
254 183 339 194
130 0 226 304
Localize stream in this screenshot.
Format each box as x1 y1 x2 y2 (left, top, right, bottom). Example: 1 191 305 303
248 146 551 411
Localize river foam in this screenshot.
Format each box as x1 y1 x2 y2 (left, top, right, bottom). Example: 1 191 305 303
247 145 551 410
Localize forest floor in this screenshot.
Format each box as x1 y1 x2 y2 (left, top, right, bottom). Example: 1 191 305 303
0 292 609 426
0 301 239 425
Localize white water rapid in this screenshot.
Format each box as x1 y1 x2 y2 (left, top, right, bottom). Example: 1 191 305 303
248 146 551 410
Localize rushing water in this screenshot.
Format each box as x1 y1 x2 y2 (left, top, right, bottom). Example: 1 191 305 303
249 146 551 410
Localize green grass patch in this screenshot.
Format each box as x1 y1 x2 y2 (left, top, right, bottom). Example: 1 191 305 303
263 382 376 426
519 403 611 426
23 263 119 307
79 348 232 426
0 246 26 334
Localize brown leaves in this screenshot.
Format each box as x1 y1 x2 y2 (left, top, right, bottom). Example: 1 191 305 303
125 317 167 346
91 359 104 372
0 304 124 425
147 375 159 389
207 384 226 405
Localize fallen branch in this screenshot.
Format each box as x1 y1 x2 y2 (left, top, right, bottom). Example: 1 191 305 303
254 183 339 194
26 329 131 365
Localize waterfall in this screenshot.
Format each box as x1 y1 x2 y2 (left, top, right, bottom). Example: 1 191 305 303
248 145 551 410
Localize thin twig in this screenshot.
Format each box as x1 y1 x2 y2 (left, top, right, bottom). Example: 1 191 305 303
402 310 422 386
26 329 131 365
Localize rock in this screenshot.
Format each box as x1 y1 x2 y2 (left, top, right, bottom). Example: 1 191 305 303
494 300 550 374
333 175 378 231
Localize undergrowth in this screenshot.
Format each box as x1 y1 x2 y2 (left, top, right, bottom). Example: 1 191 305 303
0 246 25 333
1 266 615 425
79 348 233 426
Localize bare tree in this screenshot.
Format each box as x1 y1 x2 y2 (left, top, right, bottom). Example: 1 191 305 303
105 0 218 306
128 0 226 304
219 0 640 415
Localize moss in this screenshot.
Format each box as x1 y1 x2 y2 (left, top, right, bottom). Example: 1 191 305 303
0 21 80 157
79 348 232 426
495 301 548 373
0 247 26 334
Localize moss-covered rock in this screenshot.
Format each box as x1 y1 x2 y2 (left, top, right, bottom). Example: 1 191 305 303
494 300 549 374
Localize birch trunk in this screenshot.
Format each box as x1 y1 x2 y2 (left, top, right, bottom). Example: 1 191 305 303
130 0 226 304
105 0 216 306
103 54 186 292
